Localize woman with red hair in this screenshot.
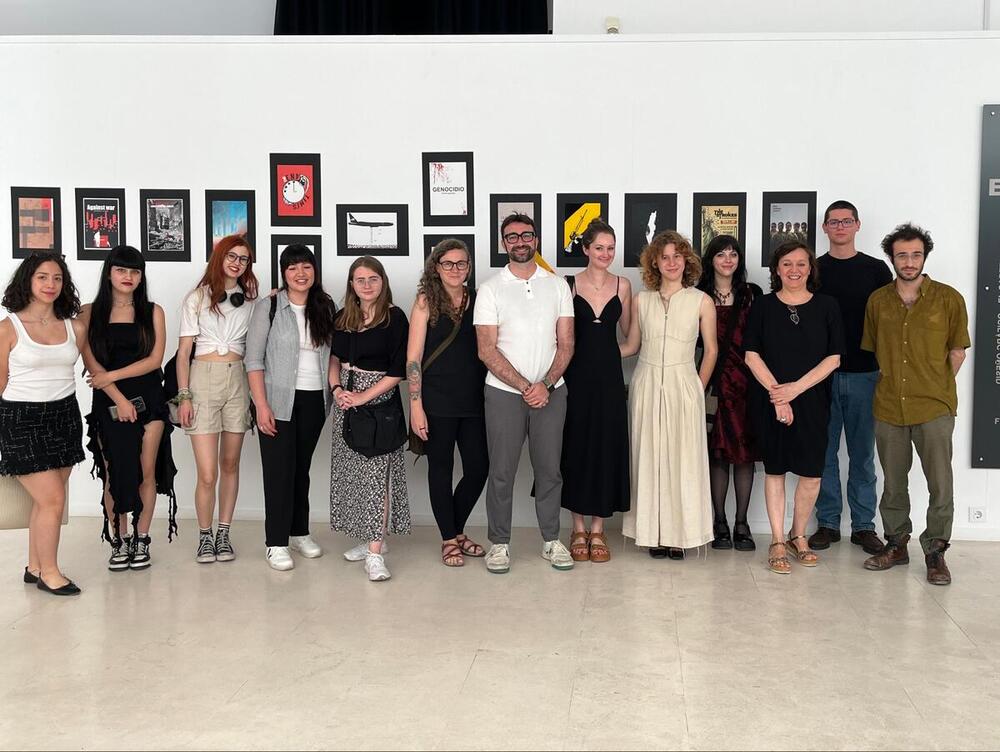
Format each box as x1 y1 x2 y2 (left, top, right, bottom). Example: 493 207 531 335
175 235 258 564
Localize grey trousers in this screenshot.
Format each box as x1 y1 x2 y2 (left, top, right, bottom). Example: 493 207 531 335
484 384 567 544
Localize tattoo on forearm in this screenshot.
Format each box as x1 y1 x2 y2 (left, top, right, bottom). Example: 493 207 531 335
406 360 422 401
480 347 530 392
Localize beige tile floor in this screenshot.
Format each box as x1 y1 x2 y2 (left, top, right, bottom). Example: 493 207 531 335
2 520 1000 751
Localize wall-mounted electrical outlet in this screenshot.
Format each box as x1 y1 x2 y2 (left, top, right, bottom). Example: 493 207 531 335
968 506 987 523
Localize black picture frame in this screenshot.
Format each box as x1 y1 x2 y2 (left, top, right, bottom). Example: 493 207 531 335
270 152 321 227
489 193 541 268
336 204 409 257
75 187 125 261
623 193 677 268
205 190 256 261
424 233 476 288
10 186 61 259
139 189 191 262
556 193 609 268
692 192 747 255
270 234 322 291
421 151 474 227
760 191 818 267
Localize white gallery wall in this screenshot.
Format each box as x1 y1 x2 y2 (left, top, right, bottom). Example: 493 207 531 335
1 33 999 541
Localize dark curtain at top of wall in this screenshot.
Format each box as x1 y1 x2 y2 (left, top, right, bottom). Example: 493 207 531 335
273 0 549 34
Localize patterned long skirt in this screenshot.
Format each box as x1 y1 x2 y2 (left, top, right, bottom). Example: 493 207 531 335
329 368 410 541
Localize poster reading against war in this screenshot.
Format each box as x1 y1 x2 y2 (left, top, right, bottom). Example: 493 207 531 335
83 198 121 251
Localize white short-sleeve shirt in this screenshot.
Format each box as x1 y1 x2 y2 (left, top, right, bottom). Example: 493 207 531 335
473 264 574 394
179 285 254 358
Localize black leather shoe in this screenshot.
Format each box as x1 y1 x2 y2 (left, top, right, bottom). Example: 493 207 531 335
733 522 756 552
37 577 81 596
667 547 685 560
649 547 669 559
23 567 39 584
850 530 885 555
808 526 841 550
711 520 733 550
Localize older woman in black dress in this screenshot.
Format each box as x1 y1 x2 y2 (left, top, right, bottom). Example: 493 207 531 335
560 219 631 563
744 241 844 575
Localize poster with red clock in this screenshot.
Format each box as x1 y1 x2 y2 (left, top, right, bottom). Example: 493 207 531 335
269 152 321 227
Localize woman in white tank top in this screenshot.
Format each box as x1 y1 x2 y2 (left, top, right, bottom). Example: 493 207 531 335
0 253 87 596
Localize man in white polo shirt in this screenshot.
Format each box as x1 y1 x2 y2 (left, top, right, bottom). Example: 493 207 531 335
474 213 576 573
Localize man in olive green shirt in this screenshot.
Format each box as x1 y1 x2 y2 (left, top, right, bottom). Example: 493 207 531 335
859 223 971 585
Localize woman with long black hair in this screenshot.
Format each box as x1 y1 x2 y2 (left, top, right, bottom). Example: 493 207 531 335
0 252 86 595
246 245 337 571
696 235 763 552
79 245 176 571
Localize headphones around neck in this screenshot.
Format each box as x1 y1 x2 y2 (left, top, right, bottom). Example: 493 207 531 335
221 288 245 308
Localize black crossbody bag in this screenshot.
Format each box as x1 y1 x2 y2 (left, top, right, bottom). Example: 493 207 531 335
341 328 407 459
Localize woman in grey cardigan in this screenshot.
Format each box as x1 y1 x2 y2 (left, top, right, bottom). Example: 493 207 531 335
245 245 337 571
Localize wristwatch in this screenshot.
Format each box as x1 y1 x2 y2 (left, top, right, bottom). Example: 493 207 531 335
542 377 555 393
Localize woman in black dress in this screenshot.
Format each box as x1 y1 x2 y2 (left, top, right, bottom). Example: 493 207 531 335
560 219 631 563
80 245 177 572
744 241 844 575
407 239 488 567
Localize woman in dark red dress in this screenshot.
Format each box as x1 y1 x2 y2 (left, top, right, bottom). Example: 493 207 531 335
697 235 762 551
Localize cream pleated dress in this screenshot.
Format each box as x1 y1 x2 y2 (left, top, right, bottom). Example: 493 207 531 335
623 287 713 549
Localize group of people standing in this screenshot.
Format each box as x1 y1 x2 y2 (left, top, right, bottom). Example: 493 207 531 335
0 197 970 595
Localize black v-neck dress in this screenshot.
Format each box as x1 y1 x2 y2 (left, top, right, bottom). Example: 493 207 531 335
560 280 630 517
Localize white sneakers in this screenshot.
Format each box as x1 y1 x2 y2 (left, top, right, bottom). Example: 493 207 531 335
343 541 388 561
542 540 575 570
486 543 511 574
265 546 294 571
364 552 391 581
289 535 323 558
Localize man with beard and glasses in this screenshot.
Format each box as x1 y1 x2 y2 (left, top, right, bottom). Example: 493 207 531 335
860 223 970 585
474 213 576 574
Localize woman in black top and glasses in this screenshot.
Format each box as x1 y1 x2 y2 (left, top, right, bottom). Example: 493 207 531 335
406 239 488 567
744 241 844 575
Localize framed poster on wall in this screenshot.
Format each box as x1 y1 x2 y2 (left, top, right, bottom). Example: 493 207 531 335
270 153 321 227
10 186 61 259
270 234 321 291
336 204 408 257
205 189 256 260
424 233 476 288
760 191 817 267
623 193 677 268
75 188 124 261
139 189 191 262
422 151 474 227
489 193 541 268
692 192 746 254
556 193 609 268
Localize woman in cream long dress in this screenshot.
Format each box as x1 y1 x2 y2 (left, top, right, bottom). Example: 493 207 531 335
621 231 717 556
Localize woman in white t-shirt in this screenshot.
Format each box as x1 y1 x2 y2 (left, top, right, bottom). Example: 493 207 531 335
176 235 258 564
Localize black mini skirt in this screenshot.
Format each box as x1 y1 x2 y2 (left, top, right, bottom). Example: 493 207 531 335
0 394 85 476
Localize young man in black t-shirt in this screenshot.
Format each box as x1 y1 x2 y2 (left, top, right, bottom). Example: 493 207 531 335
810 200 893 554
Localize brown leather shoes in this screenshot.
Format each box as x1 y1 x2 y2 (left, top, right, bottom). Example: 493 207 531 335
925 539 952 586
863 534 910 571
850 530 885 555
808 526 841 550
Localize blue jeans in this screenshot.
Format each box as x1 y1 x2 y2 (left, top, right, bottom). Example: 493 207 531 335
816 371 878 532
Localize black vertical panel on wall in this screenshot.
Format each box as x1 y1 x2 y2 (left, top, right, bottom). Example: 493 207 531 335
972 105 1000 467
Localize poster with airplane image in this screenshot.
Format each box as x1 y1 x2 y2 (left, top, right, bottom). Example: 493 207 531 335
489 193 541 268
336 204 409 257
422 151 474 226
624 193 677 268
556 193 609 268
270 152 321 227
270 234 321 292
424 233 476 288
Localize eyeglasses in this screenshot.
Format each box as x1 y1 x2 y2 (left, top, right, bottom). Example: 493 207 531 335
825 218 857 229
438 260 470 271
224 251 251 267
787 305 800 325
502 231 536 244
